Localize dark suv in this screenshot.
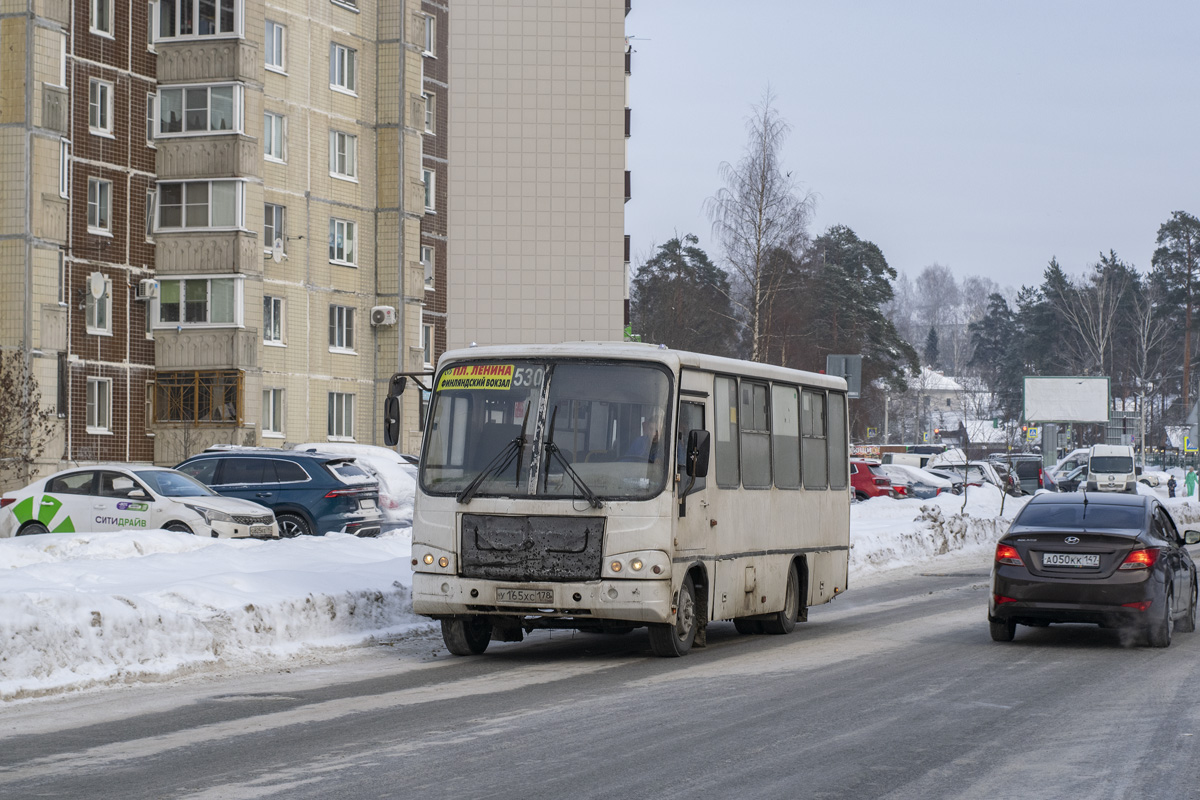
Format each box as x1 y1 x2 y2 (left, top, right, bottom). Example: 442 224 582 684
175 449 383 537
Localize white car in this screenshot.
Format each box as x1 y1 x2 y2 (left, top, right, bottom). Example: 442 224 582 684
0 465 279 539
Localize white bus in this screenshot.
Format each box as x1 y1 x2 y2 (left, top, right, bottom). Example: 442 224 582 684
403 342 850 657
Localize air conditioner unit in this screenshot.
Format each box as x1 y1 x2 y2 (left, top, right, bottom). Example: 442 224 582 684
370 305 397 326
135 278 159 301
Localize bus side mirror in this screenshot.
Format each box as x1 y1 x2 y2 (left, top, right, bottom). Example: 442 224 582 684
384 396 400 447
686 430 710 478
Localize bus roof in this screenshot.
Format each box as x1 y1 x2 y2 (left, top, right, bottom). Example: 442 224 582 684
436 341 849 392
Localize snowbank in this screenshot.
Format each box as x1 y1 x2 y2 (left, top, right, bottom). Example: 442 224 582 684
0 530 423 701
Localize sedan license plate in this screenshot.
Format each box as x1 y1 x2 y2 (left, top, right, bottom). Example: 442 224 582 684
496 588 553 605
360 498 376 510
250 526 272 537
1042 552 1100 568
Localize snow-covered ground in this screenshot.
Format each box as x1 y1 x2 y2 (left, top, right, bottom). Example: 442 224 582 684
4 482 1200 703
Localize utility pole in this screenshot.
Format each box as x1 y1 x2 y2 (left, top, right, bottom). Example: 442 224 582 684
884 396 889 443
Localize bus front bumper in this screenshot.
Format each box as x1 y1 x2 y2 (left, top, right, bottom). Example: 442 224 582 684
412 572 675 624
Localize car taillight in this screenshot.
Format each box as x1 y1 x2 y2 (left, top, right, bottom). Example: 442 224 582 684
1037 468 1044 488
996 543 1024 566
994 594 1018 604
0 497 14 509
1119 548 1161 570
324 487 367 498
874 478 889 486
1122 600 1153 611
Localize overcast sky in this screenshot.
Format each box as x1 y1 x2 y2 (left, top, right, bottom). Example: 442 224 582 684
625 1 1200 293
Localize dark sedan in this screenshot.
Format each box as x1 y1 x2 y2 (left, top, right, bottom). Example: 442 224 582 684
989 492 1200 647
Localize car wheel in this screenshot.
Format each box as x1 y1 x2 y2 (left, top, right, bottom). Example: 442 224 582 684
1147 590 1174 648
648 574 699 657
16 521 49 536
989 618 1016 642
761 562 800 635
854 491 869 502
164 522 193 534
1177 580 1197 634
441 616 492 655
276 513 312 538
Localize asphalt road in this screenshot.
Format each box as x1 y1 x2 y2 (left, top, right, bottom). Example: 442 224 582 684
3 565 1200 800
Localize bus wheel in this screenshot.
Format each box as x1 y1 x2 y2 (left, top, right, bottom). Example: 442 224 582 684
761 563 800 635
734 619 762 635
648 575 698 657
441 616 492 655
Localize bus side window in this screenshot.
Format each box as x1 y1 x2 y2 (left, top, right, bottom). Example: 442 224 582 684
802 389 828 489
714 376 739 488
740 380 771 489
771 384 800 489
677 401 706 494
828 392 848 489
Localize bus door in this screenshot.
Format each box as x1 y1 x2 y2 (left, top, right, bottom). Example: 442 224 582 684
673 374 718 618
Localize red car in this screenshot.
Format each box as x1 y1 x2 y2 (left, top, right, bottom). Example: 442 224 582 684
850 459 899 501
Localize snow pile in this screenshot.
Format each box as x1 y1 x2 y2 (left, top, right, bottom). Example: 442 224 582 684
0 530 423 701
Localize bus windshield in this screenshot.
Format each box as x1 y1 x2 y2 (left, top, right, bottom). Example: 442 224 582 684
421 360 673 501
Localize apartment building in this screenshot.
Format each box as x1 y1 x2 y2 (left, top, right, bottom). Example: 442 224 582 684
445 0 629 349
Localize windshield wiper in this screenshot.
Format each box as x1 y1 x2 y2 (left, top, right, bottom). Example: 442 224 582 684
542 406 603 508
456 418 529 505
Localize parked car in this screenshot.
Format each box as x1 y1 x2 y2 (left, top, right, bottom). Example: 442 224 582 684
989 492 1199 646
291 442 416 528
880 464 951 499
876 464 910 498
1057 464 1087 493
850 459 899 501
927 460 1006 493
0 465 278 539
1049 447 1091 481
1086 444 1138 493
175 448 383 538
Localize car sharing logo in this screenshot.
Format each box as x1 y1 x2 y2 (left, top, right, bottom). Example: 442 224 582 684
117 502 148 512
1064 536 1080 544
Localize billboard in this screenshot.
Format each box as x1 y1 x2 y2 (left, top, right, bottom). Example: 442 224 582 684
1023 377 1109 423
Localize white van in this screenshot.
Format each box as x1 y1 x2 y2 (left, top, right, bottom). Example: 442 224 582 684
1085 445 1136 493
881 452 933 469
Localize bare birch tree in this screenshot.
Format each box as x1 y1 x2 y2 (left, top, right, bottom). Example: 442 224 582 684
1048 261 1131 376
705 90 813 362
0 352 56 491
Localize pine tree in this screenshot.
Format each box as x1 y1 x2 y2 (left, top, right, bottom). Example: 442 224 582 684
923 327 940 370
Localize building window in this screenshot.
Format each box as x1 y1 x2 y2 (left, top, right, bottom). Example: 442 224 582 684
58 33 67 86
157 0 240 39
145 191 156 239
87 178 112 234
86 377 112 433
264 203 285 253
145 381 154 428
263 111 285 161
89 79 113 135
422 14 435 55
157 85 240 135
156 180 244 230
155 370 243 424
146 93 156 146
91 0 113 36
329 305 355 351
423 92 435 133
423 168 435 211
328 218 356 265
421 244 434 290
327 391 354 439
85 274 111 333
329 131 357 179
148 2 155 49
329 43 356 93
59 140 69 198
422 321 434 367
157 277 242 327
265 20 285 71
262 388 284 436
263 295 283 344
331 0 357 10
57 251 67 305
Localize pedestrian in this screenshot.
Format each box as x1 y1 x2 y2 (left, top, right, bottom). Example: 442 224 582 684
1167 474 1177 498
1186 467 1197 500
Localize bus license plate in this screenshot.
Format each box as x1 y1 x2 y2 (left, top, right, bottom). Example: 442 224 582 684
250 526 272 538
1043 553 1099 568
497 588 553 604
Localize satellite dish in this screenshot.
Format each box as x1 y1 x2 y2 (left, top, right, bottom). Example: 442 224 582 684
88 271 105 299
272 239 284 264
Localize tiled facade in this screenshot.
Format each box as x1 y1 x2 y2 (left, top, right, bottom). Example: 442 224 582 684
445 0 629 349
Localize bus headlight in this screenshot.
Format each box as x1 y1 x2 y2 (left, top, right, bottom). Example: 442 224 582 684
603 550 669 579
423 553 435 565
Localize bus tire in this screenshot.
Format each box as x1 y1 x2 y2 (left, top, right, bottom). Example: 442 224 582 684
733 619 762 635
648 575 698 657
442 616 492 655
761 562 800 635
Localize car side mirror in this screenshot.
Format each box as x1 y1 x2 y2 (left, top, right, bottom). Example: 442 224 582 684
686 430 710 478
383 395 400 447
1185 529 1200 546
128 488 148 500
